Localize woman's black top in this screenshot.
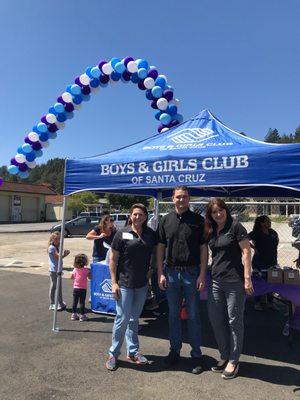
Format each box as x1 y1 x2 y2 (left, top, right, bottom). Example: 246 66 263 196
208 219 248 282
111 226 157 288
92 226 115 260
248 228 278 269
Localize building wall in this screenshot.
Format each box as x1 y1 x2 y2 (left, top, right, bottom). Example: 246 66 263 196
45 203 73 221
0 192 45 222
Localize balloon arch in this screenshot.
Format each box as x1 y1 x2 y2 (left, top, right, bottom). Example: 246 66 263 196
1 57 183 186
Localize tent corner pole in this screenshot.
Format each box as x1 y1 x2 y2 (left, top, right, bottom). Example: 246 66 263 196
52 195 68 333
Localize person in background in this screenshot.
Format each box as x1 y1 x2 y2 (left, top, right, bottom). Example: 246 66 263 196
86 215 116 263
48 231 70 311
205 198 253 380
71 253 91 322
105 203 157 371
249 215 279 311
157 186 208 374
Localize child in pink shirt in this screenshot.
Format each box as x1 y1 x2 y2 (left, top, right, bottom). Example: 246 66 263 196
71 254 91 322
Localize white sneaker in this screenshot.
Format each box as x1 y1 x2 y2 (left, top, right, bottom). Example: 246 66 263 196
49 304 55 311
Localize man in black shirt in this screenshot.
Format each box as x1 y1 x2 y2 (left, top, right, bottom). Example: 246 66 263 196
157 186 208 373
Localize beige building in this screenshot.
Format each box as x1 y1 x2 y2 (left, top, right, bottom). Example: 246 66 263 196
0 182 57 222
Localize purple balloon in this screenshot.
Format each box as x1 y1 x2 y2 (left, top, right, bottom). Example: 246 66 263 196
10 158 20 167
48 124 58 133
98 60 107 71
151 100 158 109
100 74 110 84
25 137 34 145
19 163 28 172
75 77 84 87
41 115 48 124
57 96 66 105
122 71 131 81
32 142 42 150
0 177 3 186
148 68 158 80
163 90 173 102
81 85 91 95
124 56 134 66
138 80 146 90
170 120 179 127
65 103 74 112
158 124 164 133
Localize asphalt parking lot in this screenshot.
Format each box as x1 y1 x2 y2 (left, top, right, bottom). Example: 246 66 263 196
0 230 300 400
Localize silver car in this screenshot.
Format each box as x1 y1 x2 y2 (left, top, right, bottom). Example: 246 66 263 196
50 216 101 237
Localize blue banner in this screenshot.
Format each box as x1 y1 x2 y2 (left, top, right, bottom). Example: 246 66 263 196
90 263 116 315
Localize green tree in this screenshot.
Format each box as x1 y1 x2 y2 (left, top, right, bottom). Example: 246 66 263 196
105 194 150 211
294 126 300 143
264 128 281 143
279 134 294 144
67 191 99 216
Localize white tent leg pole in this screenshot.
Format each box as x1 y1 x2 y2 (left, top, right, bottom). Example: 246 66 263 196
52 196 67 333
153 191 162 230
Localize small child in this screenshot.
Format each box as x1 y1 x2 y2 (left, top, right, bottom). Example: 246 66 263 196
71 253 91 322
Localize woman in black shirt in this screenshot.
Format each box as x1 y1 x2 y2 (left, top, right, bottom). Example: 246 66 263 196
86 215 116 263
205 198 253 380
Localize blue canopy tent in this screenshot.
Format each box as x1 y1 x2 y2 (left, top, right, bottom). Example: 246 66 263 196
53 109 300 331
64 109 300 199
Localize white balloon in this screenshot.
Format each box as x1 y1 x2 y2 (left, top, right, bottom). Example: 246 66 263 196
62 92 73 103
144 77 155 89
46 113 57 124
56 121 66 129
102 63 113 75
79 73 90 85
15 153 26 163
28 132 39 142
26 160 36 169
161 127 169 133
127 61 138 73
157 98 169 111
41 140 49 148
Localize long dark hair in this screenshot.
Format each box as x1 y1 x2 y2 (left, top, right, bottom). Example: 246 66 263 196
204 198 232 240
98 214 112 233
252 215 270 233
128 203 148 229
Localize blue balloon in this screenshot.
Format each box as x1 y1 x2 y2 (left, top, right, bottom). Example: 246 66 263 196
8 165 19 174
115 62 126 74
110 57 121 68
66 84 73 93
70 84 82 95
130 73 140 84
151 86 163 98
90 78 100 88
91 66 101 78
37 123 48 133
120 75 130 83
25 152 36 162
85 66 93 78
39 132 49 142
48 132 57 140
155 110 162 120
159 113 171 125
155 76 167 89
165 84 174 91
137 59 149 70
111 71 121 81
17 146 25 154
167 104 177 116
81 94 91 101
22 143 32 153
138 68 148 79
54 102 65 113
99 81 108 88
48 106 58 115
19 171 29 179
174 113 184 123
73 95 83 105
66 111 74 119
34 149 43 157
145 89 154 100
57 113 67 122
32 125 39 133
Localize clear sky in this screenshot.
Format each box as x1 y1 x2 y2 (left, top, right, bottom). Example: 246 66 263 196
1 0 300 167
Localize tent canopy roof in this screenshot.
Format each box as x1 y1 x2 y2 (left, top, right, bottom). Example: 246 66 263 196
65 109 300 198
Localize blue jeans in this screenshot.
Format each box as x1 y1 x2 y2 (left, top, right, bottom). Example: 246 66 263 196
165 266 202 358
109 284 148 358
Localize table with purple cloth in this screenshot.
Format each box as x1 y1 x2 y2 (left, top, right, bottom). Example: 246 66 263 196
201 275 300 330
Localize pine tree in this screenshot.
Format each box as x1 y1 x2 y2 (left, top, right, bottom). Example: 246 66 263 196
264 128 281 143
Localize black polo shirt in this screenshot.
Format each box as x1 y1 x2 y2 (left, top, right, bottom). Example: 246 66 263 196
111 226 157 288
92 226 115 260
209 219 248 282
249 229 278 269
158 209 205 267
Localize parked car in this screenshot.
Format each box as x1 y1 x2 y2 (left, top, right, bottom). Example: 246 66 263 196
291 217 300 237
110 213 129 229
79 211 102 218
288 214 300 227
50 216 101 237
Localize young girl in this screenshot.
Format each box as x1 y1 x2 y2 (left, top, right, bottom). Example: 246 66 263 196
71 253 91 321
48 231 70 311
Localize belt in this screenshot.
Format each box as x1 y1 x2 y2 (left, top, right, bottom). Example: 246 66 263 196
170 265 198 272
